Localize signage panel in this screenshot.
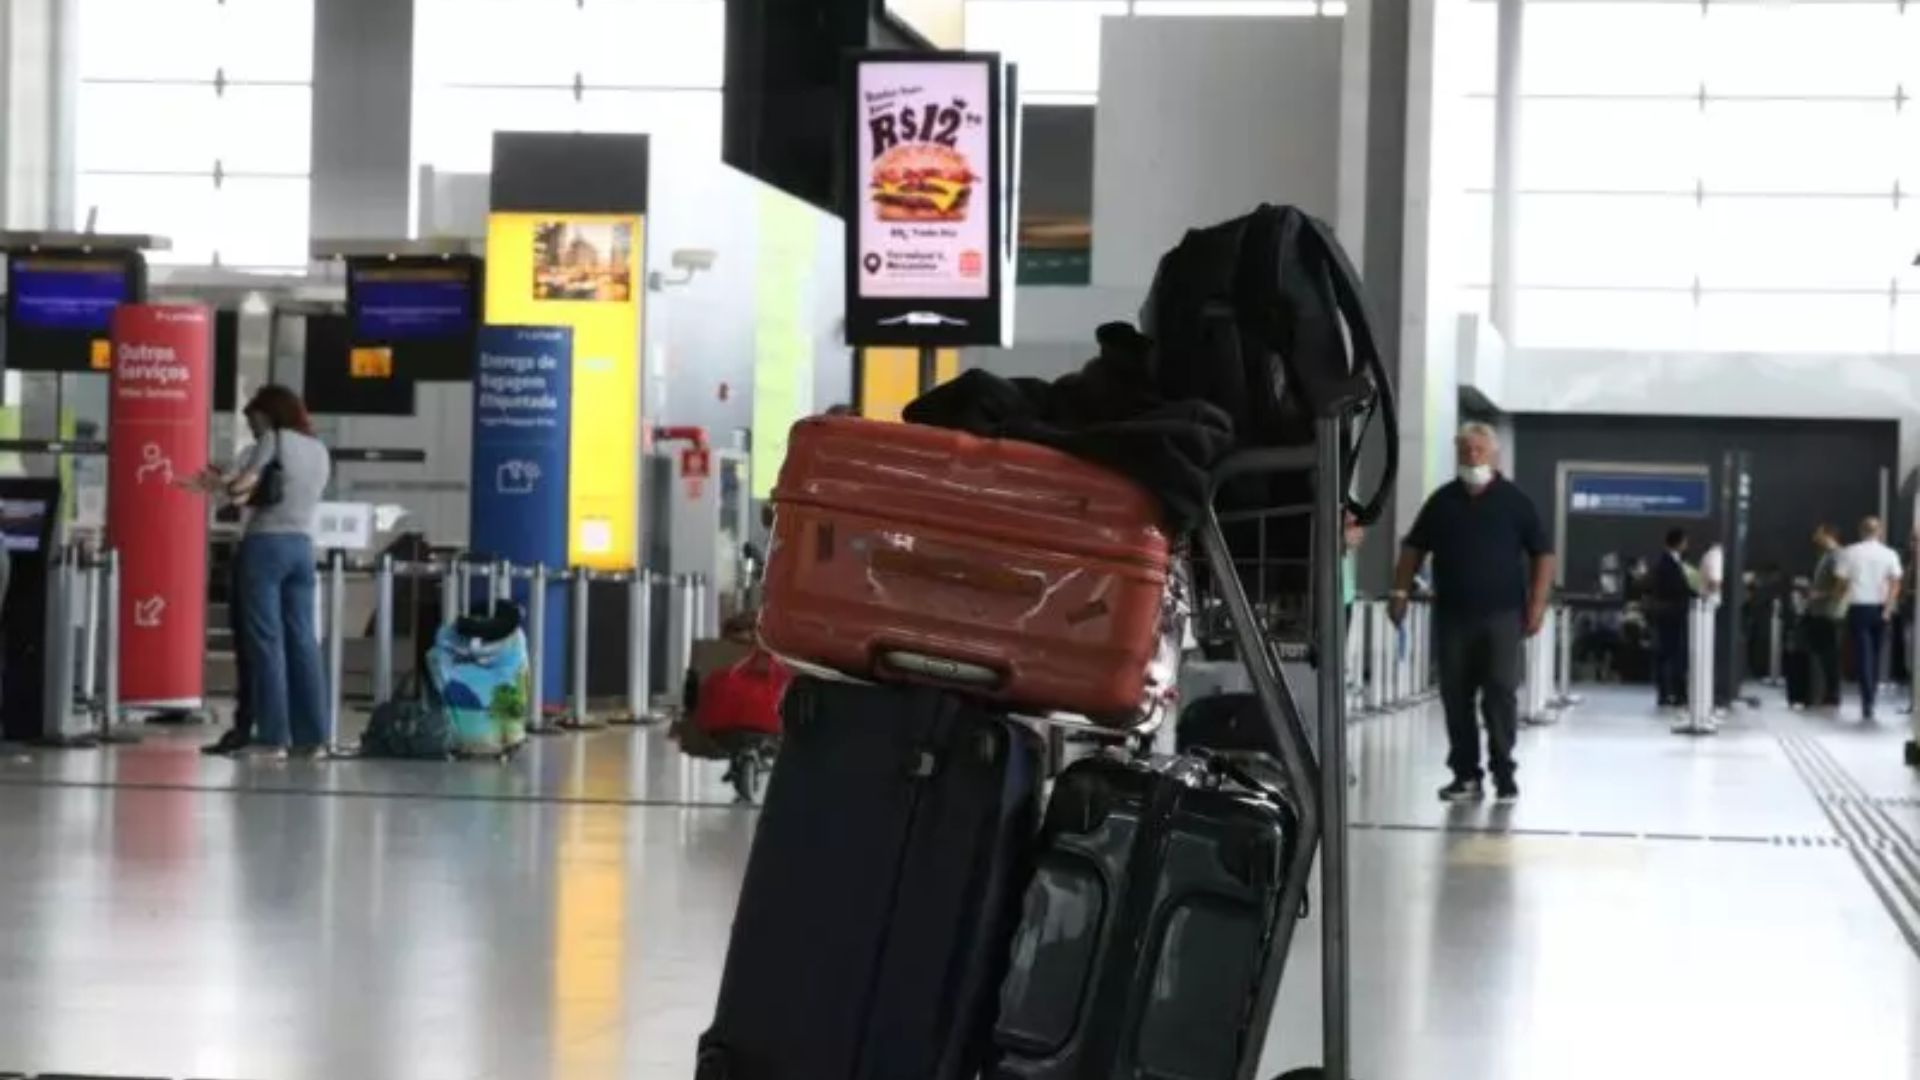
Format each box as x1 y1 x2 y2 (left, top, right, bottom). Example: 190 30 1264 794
845 52 1011 347
1568 471 1711 518
107 304 211 707
470 325 573 704
483 213 644 570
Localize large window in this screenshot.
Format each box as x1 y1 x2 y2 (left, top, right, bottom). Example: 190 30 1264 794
74 0 314 270
963 0 1344 104
412 0 725 175
1476 0 1920 353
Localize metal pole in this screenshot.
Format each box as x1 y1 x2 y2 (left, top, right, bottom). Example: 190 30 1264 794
103 549 120 739
1361 602 1382 713
326 550 345 751
1556 602 1575 706
569 565 593 729
693 572 711 638
493 559 511 614
1313 415 1350 1080
457 557 473 618
626 569 652 723
46 548 78 743
1490 0 1525 338
79 552 101 706
528 562 557 735
1768 599 1783 684
374 555 395 704
440 558 459 629
678 573 698 698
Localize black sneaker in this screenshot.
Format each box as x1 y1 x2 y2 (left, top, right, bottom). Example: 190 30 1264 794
1437 778 1484 803
1494 778 1520 804
201 730 249 756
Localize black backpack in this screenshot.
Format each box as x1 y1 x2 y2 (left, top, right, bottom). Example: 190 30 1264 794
1143 203 1397 527
1143 205 1397 633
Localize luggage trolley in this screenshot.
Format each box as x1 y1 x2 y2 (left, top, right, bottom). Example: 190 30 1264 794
1191 403 1385 1080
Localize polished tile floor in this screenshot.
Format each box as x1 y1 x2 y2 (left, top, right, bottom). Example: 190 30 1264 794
0 686 1911 1079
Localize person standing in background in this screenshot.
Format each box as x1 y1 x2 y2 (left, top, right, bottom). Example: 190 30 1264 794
1391 423 1554 805
1651 529 1695 712
1836 516 1903 722
1806 525 1847 711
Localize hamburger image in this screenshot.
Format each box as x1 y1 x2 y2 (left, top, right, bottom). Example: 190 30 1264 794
870 143 976 222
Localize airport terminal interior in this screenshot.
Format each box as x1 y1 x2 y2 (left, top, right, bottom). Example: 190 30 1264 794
0 0 1917 1078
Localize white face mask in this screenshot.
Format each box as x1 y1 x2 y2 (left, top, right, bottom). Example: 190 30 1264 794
1458 464 1494 488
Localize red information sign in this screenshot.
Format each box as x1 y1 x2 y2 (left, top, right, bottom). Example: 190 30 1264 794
108 304 211 707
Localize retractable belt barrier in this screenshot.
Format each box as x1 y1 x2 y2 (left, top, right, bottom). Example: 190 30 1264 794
1681 596 1718 735
1349 596 1437 716
41 543 128 747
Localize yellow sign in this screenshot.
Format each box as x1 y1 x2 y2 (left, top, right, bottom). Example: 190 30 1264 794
860 347 960 423
89 338 112 371
484 211 645 569
348 346 394 379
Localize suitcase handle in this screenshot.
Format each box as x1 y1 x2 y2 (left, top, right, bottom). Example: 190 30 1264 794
877 649 1005 692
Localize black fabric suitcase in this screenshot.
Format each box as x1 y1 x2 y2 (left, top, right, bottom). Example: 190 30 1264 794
697 676 1043 1080
991 753 1302 1080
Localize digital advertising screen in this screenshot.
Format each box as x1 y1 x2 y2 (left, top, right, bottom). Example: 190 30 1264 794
345 256 481 381
302 311 416 417
844 53 1010 347
2 250 143 372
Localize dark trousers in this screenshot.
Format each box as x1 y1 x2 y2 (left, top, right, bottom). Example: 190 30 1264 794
1847 605 1887 717
1806 616 1843 708
228 559 253 740
1653 614 1687 707
1437 612 1522 783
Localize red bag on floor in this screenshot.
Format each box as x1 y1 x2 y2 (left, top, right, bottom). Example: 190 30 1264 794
694 651 791 736
761 416 1171 721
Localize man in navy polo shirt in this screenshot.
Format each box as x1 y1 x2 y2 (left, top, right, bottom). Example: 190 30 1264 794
1391 422 1555 804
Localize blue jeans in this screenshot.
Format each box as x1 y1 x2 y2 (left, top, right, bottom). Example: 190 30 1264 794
1847 604 1887 718
237 532 327 748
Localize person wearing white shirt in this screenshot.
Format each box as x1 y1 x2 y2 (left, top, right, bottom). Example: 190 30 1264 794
1836 516 1903 722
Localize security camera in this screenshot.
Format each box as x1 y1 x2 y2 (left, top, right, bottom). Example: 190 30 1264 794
673 248 718 273
650 248 720 291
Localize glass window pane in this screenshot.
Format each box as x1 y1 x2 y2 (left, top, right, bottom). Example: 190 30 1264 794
415 86 578 172
1450 191 1493 289
965 1 1127 96
1696 292 1894 354
417 0 580 87
577 88 723 161
1698 197 1902 291
219 0 315 83
1515 289 1697 351
579 0 724 89
215 178 311 267
1449 95 1494 193
78 84 310 174
1447 0 1497 98
1702 100 1900 195
78 0 220 80
1133 2 1317 16
1520 99 1699 193
1703 4 1906 98
74 174 218 265
1896 291 1920 355
1515 194 1698 288
1523 4 1702 97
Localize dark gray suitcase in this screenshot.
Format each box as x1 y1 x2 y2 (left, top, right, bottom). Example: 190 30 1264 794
697 676 1043 1080
991 753 1300 1080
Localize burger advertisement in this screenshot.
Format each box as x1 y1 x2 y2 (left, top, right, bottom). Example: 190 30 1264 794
854 58 996 308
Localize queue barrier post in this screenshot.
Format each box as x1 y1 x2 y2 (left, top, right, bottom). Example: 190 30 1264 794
564 565 599 730
677 574 698 708
440 558 460 629
526 562 561 736
102 548 122 740
621 569 655 725
1767 599 1784 686
325 550 346 751
373 555 395 704
79 550 101 709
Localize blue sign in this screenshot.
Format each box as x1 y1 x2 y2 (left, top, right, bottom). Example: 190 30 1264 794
1568 471 1710 517
471 325 572 705
10 258 129 331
